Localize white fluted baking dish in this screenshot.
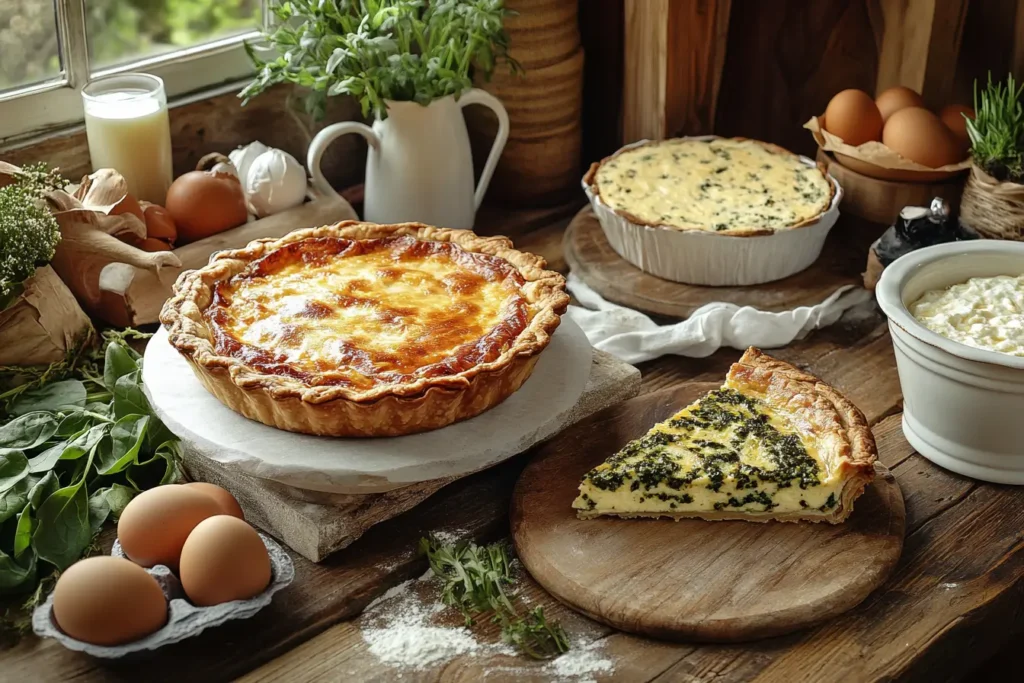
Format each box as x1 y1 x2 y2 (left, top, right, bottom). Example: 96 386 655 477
876 240 1024 484
582 136 843 286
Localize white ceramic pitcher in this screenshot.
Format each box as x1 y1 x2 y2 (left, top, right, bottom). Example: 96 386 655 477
307 89 509 230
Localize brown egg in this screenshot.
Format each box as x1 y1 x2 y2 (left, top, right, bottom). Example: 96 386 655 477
875 86 924 122
52 556 167 646
117 485 223 570
179 516 271 606
939 104 975 153
165 156 248 244
823 89 883 146
184 482 245 519
883 107 964 168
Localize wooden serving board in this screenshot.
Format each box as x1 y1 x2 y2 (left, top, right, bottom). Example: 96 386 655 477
511 382 906 643
564 205 879 319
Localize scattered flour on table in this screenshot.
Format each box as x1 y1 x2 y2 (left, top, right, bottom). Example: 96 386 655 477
543 640 616 682
429 528 471 545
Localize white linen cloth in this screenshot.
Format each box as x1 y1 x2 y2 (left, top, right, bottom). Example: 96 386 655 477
565 273 873 364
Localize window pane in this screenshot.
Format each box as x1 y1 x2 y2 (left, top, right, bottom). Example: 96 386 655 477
86 0 262 71
0 1 63 92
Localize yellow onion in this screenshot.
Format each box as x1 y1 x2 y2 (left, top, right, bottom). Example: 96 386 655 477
166 153 248 244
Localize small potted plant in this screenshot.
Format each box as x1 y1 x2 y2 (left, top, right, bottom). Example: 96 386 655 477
960 73 1024 239
241 0 520 230
0 163 93 368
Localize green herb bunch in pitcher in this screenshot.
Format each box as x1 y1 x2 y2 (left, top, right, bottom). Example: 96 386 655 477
240 0 519 119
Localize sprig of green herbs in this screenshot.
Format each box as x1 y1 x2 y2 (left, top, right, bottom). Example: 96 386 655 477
240 0 520 120
0 329 182 606
967 72 1024 181
420 535 570 659
0 163 64 310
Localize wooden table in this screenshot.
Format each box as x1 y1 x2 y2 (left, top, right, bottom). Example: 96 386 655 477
2 207 1021 682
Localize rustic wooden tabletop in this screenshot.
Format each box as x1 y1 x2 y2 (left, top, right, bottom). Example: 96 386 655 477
2 204 1020 682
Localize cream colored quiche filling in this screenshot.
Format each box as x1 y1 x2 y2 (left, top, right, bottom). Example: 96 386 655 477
594 138 832 233
573 388 842 518
909 274 1024 357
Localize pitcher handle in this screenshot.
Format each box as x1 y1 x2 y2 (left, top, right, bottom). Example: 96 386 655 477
459 88 509 211
307 121 381 198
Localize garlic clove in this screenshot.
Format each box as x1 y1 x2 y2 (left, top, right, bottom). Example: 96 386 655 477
229 141 269 188
245 149 307 218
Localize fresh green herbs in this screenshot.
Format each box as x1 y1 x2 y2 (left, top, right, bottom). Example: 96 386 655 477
420 535 569 660
0 164 64 310
0 330 181 602
967 73 1024 181
241 0 520 120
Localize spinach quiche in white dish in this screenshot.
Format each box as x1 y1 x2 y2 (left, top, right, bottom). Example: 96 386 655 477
573 348 877 524
583 136 843 286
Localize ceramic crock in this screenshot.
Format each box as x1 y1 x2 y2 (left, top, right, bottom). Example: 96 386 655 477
307 90 509 230
876 240 1024 484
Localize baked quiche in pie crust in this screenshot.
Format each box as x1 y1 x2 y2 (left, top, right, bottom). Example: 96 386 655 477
160 221 569 437
584 137 835 235
573 348 876 524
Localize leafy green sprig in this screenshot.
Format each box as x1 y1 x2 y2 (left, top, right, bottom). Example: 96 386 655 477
967 73 1024 181
241 0 520 120
420 535 570 659
0 163 64 310
0 329 182 603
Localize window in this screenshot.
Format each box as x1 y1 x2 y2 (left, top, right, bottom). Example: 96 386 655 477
0 1 267 143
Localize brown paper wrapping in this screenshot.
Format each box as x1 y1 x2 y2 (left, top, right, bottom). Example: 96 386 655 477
804 116 970 181
0 266 93 366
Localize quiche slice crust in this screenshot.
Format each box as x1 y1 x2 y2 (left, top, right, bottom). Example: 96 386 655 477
573 349 876 524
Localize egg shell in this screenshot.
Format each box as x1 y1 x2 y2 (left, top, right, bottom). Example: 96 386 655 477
179 516 272 607
138 237 172 252
823 89 883 146
183 482 245 519
938 104 975 153
883 106 964 168
875 86 924 122
141 202 178 243
117 485 223 570
52 556 167 646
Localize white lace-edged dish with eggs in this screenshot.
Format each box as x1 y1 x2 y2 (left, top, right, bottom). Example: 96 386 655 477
876 240 1024 485
583 136 843 286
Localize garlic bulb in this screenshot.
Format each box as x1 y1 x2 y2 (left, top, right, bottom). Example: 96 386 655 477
229 141 268 184
245 149 307 218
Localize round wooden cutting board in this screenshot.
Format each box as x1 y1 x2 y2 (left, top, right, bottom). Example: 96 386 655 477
564 206 871 318
511 383 905 643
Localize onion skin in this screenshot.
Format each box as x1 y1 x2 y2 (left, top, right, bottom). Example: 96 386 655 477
165 168 248 244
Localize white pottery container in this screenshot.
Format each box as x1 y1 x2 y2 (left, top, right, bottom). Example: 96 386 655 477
876 240 1024 484
582 137 844 286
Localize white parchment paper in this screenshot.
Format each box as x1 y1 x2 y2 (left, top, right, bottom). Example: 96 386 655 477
143 319 592 494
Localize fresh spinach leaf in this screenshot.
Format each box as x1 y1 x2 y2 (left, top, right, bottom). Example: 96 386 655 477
87 488 110 535
9 380 87 416
0 412 58 450
13 507 34 559
27 471 57 510
28 442 66 475
33 482 90 571
97 415 149 476
103 484 136 519
0 477 29 524
0 449 29 495
0 548 36 595
103 342 137 392
145 416 176 453
57 411 92 437
113 372 149 420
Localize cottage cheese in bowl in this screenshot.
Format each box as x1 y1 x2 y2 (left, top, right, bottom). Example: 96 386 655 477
908 275 1024 356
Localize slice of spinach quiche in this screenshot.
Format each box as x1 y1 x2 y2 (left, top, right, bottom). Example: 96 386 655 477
574 348 876 524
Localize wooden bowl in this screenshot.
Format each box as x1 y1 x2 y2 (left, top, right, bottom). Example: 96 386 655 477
833 152 967 182
818 150 966 225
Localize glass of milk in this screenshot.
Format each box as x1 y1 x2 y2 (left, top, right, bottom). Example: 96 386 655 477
82 73 173 205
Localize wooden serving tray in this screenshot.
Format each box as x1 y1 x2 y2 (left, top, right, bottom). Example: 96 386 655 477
93 195 358 326
564 205 876 319
512 382 905 642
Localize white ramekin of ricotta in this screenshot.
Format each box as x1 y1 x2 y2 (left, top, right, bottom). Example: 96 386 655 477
876 240 1024 484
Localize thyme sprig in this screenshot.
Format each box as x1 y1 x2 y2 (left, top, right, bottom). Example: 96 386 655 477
0 163 64 310
420 535 570 660
967 73 1024 181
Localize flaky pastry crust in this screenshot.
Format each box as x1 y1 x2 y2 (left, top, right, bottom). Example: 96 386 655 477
583 137 836 237
160 221 569 437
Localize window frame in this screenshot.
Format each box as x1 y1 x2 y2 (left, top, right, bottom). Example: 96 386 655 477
0 0 266 144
